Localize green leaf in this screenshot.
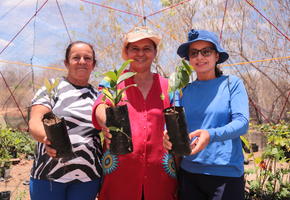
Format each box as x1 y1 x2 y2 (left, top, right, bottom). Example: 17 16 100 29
108 126 123 132
168 59 193 93
254 157 263 164
103 71 117 81
271 148 279 154
117 59 133 77
109 80 117 88
102 88 115 106
117 72 136 85
114 95 122 106
51 78 60 89
240 136 250 150
44 79 51 91
160 93 165 101
101 95 106 102
44 79 50 89
100 60 136 106
168 72 179 92
115 84 137 105
179 69 189 88
182 59 193 75
94 71 102 78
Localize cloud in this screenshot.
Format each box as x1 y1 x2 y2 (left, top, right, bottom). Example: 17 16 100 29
1 0 40 8
0 39 14 48
0 0 73 8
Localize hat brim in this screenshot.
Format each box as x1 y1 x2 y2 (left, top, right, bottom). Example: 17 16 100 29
177 38 229 64
122 36 160 60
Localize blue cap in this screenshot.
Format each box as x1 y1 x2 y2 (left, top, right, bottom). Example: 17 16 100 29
177 29 229 64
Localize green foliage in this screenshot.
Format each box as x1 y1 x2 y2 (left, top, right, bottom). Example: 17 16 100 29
168 59 193 93
241 135 250 152
34 78 60 108
160 0 171 6
245 122 290 200
100 60 137 107
44 78 60 102
259 122 290 162
160 0 182 7
168 59 193 107
0 127 35 161
15 190 27 200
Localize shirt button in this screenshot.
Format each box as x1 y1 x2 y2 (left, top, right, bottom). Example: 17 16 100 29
143 126 146 129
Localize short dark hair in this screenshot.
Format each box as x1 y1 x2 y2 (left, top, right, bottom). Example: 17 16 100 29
65 41 96 65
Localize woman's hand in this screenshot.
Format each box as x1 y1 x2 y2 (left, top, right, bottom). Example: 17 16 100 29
102 127 112 149
188 129 210 155
163 130 172 151
43 137 57 157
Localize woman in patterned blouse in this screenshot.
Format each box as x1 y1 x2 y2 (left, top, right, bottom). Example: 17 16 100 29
29 41 102 200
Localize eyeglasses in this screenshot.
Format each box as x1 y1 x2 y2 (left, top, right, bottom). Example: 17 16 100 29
189 47 216 58
127 46 155 54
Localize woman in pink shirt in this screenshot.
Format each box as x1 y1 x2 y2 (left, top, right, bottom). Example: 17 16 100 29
92 26 178 200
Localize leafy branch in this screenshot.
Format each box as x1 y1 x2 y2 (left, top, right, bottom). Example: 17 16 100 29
168 59 193 105
44 78 60 103
244 122 290 199
41 78 60 123
101 59 137 107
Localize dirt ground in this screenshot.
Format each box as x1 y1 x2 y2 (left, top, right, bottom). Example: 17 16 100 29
0 159 32 200
0 152 285 200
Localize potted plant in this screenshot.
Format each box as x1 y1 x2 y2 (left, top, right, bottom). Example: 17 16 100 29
40 78 74 159
0 159 11 179
163 59 193 156
100 59 137 155
0 191 11 200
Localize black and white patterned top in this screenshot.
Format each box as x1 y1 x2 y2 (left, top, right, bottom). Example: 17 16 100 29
30 77 102 183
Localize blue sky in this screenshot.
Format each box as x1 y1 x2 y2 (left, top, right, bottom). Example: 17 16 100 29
0 0 162 72
0 0 288 77
0 0 74 69
0 0 104 69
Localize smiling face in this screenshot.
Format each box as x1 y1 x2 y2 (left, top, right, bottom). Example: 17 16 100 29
126 38 157 73
189 40 219 80
64 43 95 86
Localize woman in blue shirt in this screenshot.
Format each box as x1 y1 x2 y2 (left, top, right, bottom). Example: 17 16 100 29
164 29 249 200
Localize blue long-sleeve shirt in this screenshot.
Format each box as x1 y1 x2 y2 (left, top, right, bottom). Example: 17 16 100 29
180 75 249 177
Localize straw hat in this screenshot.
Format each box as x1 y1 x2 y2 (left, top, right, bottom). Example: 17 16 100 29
122 26 161 60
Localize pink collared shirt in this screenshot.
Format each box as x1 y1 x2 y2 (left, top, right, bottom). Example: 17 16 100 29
92 73 177 200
